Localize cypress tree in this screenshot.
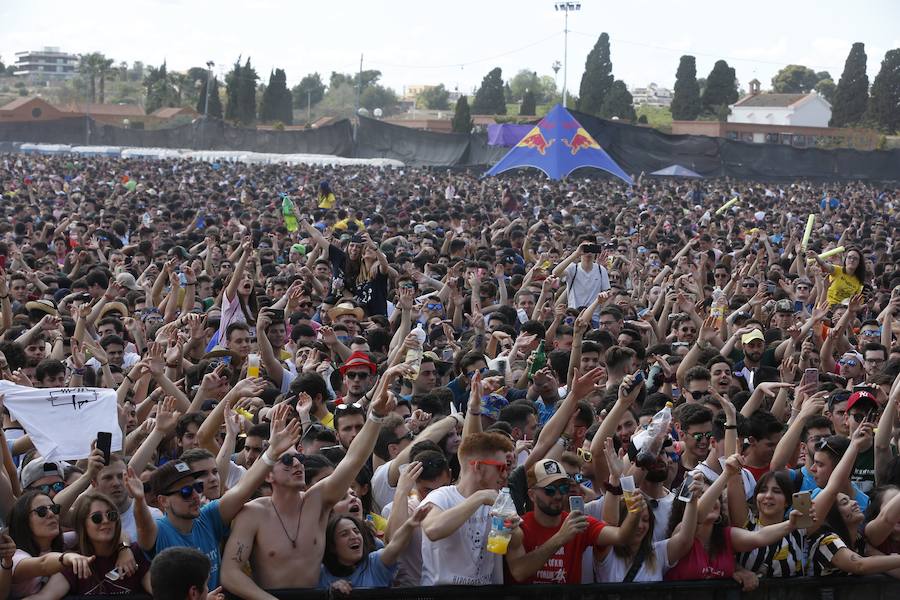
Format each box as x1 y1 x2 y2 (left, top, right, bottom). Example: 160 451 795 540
866 49 900 133
207 77 223 119
599 80 636 121
577 32 614 115
259 68 293 125
671 55 701 120
830 42 869 127
237 58 259 125
472 68 506 115
452 95 473 133
225 57 241 122
701 60 738 115
520 89 536 115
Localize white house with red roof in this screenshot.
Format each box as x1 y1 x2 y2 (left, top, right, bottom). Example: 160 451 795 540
728 79 832 128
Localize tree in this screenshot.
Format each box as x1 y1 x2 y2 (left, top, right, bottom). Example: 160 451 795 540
259 68 292 124
129 61 144 82
509 70 539 102
702 60 738 116
452 95 473 133
831 42 869 127
472 67 506 115
225 57 241 122
292 73 325 109
816 78 837 103
237 58 259 125
671 55 701 120
197 75 223 118
144 61 177 113
866 49 900 133
599 80 636 121
520 89 536 115
418 84 450 110
771 65 820 93
360 85 397 113
0 57 5 73
78 53 103 103
577 32 614 115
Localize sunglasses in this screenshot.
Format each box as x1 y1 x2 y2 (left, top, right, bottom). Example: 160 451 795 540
279 453 306 467
89 510 119 525
838 358 859 366
163 481 204 499
466 367 489 378
344 371 369 380
470 459 507 474
861 330 881 337
689 431 714 442
32 482 65 496
850 410 875 424
391 431 414 444
816 438 840 455
335 402 364 413
426 303 443 311
576 447 592 463
541 482 572 497
32 504 61 518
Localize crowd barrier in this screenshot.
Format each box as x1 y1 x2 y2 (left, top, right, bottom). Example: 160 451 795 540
61 577 900 600
1 113 899 178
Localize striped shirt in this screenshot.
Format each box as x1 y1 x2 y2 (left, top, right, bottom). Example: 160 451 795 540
807 530 864 577
737 514 805 578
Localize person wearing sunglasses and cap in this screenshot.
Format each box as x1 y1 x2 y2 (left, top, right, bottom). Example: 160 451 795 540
221 364 400 597
506 458 641 584
124 404 301 591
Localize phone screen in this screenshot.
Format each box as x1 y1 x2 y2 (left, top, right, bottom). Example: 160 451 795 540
97 431 112 466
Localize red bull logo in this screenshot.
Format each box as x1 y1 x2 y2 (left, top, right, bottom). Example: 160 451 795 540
563 127 601 155
516 127 555 155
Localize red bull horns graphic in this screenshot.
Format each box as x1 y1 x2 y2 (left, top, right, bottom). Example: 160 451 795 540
515 127 555 155
563 127 601 155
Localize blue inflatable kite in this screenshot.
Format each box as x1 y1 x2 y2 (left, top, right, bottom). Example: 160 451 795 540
484 104 633 185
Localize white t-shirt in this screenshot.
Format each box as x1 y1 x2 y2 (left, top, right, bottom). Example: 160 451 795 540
594 538 671 582
382 497 422 587
693 459 755 500
119 500 163 542
564 262 610 310
371 461 396 514
419 485 501 586
87 352 141 371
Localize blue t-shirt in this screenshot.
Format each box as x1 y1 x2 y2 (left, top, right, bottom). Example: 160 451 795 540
810 482 869 512
151 500 227 589
318 549 397 589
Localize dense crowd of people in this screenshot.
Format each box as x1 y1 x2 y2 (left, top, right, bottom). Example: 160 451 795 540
0 152 897 599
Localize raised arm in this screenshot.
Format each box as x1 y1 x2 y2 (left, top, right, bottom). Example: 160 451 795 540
124 467 158 552
667 474 702 563
809 422 871 534
876 381 900 485
421 488 497 542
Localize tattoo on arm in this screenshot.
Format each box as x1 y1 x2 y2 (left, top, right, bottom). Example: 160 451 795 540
234 541 246 563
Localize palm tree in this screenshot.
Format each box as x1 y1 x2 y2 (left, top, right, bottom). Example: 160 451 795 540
98 57 114 103
78 53 101 103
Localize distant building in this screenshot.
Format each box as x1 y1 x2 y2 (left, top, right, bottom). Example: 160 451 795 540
728 79 831 127
0 97 198 129
404 84 433 102
14 47 79 79
630 83 672 108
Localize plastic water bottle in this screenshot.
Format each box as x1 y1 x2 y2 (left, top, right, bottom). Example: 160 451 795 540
633 402 673 469
486 487 517 555
404 324 426 380
710 287 727 327
282 194 298 232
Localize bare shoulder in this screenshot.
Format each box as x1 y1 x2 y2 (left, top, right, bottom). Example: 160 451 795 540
233 497 271 522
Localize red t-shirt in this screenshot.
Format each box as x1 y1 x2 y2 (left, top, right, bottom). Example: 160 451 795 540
665 526 735 581
508 510 606 584
743 463 769 483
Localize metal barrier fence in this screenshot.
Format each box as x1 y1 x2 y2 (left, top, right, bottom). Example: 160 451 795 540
64 577 900 600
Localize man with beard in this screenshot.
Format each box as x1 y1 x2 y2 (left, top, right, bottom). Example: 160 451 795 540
733 329 766 392
91 454 162 541
505 459 640 584
671 404 713 488
337 351 377 405
220 365 400 598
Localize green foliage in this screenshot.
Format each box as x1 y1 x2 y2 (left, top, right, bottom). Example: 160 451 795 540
866 49 900 133
196 76 223 118
225 58 241 121
259 68 292 125
771 65 821 93
599 80 636 121
237 58 259 125
144 61 178 114
360 85 397 113
292 73 325 109
671 55 701 120
418 84 450 110
520 89 536 116
452 95 473 133
831 42 869 127
637 114 648 124
316 82 357 117
636 105 672 131
78 52 114 103
577 32 614 115
473 67 506 115
815 78 837 103
701 60 738 115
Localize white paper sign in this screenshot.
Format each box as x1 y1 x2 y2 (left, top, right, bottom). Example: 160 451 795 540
0 381 122 461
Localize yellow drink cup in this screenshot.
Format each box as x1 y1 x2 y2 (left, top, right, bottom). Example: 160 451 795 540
486 531 511 555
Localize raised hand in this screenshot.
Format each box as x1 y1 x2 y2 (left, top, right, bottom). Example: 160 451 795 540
267 404 302 458
154 396 181 434
397 461 423 496
570 366 607 400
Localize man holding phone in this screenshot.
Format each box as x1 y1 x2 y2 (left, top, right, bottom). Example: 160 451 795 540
505 459 639 584
553 236 610 319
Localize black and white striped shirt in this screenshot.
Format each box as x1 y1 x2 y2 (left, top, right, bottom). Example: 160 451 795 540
736 514 805 578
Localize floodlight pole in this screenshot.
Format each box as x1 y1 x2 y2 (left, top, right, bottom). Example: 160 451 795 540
555 2 580 108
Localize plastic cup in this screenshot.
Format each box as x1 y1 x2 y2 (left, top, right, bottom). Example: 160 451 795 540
624 491 643 513
247 353 260 378
486 531 511 554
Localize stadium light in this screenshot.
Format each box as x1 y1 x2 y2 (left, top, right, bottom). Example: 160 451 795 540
553 2 581 108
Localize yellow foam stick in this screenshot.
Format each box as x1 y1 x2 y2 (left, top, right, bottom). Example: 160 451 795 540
818 246 845 260
801 214 815 250
234 407 254 421
715 197 739 215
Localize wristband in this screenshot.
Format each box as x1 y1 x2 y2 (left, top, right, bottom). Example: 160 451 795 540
72 367 86 376
261 451 277 467
368 411 389 424
59 552 67 565
606 484 623 496
0 295 7 300
724 424 737 430
468 410 481 416
125 374 134 384
115 542 130 554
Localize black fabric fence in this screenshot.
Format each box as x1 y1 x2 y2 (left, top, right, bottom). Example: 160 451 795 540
58 576 900 600
2 113 899 179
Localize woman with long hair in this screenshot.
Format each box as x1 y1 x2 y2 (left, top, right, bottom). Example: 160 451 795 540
319 506 431 592
20 492 150 598
7 491 93 598
809 245 867 306
216 238 259 347
664 455 804 582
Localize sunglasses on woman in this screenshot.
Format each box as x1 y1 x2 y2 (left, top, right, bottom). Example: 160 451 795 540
32 504 61 518
163 481 204 499
89 510 119 525
33 482 66 496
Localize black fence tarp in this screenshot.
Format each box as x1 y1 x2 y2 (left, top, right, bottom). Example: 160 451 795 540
2 113 899 180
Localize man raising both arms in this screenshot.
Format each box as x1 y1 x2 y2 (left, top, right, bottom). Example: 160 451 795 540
221 363 410 599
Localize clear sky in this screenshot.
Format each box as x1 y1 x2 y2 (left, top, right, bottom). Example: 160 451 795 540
2 0 898 96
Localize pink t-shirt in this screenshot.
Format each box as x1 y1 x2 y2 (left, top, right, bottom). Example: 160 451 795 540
665 527 735 581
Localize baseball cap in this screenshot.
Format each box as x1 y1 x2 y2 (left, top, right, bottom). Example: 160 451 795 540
481 393 509 421
339 351 377 375
775 299 794 314
115 272 140 291
290 243 307 256
741 330 765 345
847 389 877 412
527 459 570 488
21 459 65 490
149 461 198 496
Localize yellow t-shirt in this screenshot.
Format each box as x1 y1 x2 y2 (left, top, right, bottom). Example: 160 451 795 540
826 265 862 305
318 192 336 209
319 411 334 430
333 218 365 232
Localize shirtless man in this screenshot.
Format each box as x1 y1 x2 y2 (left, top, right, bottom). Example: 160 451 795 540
221 363 409 598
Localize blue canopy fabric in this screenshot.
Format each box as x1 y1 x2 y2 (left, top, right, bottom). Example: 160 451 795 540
484 104 633 184
649 164 703 178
